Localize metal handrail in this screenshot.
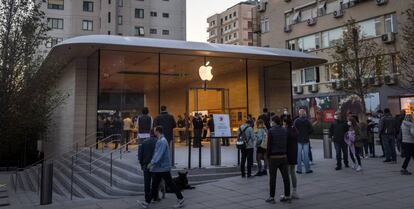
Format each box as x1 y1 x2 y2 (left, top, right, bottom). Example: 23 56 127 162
67 134 122 161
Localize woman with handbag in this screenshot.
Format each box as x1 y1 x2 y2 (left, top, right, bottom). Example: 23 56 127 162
254 119 268 176
400 115 414 175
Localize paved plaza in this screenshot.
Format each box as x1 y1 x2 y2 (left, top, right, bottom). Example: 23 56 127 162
2 140 414 209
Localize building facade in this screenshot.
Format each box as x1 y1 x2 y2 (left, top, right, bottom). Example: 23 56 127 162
207 1 257 45
259 0 413 120
39 0 186 54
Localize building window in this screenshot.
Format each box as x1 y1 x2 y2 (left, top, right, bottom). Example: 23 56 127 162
162 13 169 18
285 13 292 26
135 9 144 18
118 0 123 7
321 27 343 48
210 30 216 36
162 30 170 35
47 18 64 29
287 40 296 50
48 0 64 10
359 18 381 38
260 17 269 33
233 32 237 38
108 12 111 23
298 34 320 52
82 20 93 31
233 11 236 17
301 67 320 84
300 6 317 22
117 16 123 25
326 0 340 14
83 1 93 12
385 13 397 33
248 32 253 40
150 11 157 17
233 22 236 27
150 28 157 34
108 0 111 4
46 37 63 48
327 63 342 81
247 21 252 29
134 26 145 36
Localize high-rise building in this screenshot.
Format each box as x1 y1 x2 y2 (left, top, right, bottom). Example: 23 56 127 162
40 0 186 54
207 1 258 45
258 0 412 116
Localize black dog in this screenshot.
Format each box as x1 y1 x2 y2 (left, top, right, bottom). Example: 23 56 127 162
166 172 195 193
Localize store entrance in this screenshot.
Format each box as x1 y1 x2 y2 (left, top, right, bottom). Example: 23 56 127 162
187 87 229 116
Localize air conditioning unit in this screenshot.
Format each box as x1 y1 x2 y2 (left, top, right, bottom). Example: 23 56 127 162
384 74 396 85
308 84 319 93
294 86 304 94
333 9 344 18
284 25 292 33
307 18 317 26
376 0 388 6
381 32 395 44
257 2 267 12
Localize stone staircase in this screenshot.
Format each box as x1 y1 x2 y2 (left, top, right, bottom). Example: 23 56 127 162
0 184 10 207
12 147 244 202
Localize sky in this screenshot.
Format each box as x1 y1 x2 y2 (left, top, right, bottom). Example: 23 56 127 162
186 0 243 42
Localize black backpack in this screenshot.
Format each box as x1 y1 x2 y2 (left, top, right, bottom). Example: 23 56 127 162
236 126 249 149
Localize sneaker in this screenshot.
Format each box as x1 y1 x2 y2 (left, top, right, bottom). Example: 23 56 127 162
352 164 357 170
280 196 292 203
305 170 313 174
401 169 412 175
296 171 302 174
254 172 263 177
335 166 342 171
383 160 391 163
137 200 149 209
356 165 362 172
291 191 300 199
265 197 276 204
173 198 184 208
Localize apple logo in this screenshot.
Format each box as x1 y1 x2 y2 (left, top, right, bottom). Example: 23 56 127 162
198 61 213 81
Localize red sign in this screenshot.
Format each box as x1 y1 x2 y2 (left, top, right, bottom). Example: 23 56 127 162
324 109 336 123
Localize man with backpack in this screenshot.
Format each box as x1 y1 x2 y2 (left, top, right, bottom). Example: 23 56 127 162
237 119 255 178
379 108 398 163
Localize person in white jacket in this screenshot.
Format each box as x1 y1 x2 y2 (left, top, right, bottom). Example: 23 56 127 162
400 115 414 175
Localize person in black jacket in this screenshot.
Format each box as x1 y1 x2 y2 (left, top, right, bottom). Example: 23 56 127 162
258 108 271 130
138 129 157 203
153 105 176 144
294 109 313 174
192 113 204 148
379 108 398 163
265 116 291 204
329 112 349 170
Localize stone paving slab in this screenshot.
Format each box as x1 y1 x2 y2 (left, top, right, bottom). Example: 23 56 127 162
2 140 414 209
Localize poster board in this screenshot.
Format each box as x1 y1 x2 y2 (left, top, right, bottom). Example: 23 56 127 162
213 114 231 137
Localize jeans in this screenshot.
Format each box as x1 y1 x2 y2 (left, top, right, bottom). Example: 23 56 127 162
382 135 397 161
288 164 297 189
268 156 290 198
241 148 254 176
402 143 414 169
143 169 153 202
334 142 349 168
146 172 183 203
349 146 362 166
309 142 314 162
297 143 311 173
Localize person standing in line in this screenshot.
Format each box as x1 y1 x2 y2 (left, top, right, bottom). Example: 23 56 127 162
259 108 271 130
379 108 398 163
345 117 363 172
177 115 185 143
367 114 376 158
280 107 291 123
122 114 133 152
238 119 255 178
265 116 291 204
283 117 299 199
400 115 414 175
294 109 313 174
153 105 176 146
254 119 268 176
376 110 386 157
396 110 406 153
360 117 369 158
137 107 153 145
113 116 123 150
138 128 157 203
330 111 349 170
138 126 185 209
192 113 204 148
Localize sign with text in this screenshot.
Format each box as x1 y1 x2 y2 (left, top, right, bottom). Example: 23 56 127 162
213 114 231 137
323 109 336 123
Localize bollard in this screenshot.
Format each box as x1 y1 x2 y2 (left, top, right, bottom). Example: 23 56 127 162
323 129 332 159
40 162 53 205
210 136 221 166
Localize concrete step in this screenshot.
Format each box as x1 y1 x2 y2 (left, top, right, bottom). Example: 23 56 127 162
0 185 10 207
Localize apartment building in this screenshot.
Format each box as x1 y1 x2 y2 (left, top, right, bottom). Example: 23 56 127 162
259 0 412 118
39 0 186 54
207 1 258 45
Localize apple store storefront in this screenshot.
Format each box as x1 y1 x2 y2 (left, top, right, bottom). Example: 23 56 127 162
44 35 325 166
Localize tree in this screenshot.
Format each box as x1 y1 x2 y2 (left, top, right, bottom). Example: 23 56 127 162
0 0 65 167
399 3 414 91
330 19 383 115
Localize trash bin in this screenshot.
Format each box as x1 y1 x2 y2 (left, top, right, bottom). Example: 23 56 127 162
323 129 332 159
210 135 221 166
40 162 53 205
